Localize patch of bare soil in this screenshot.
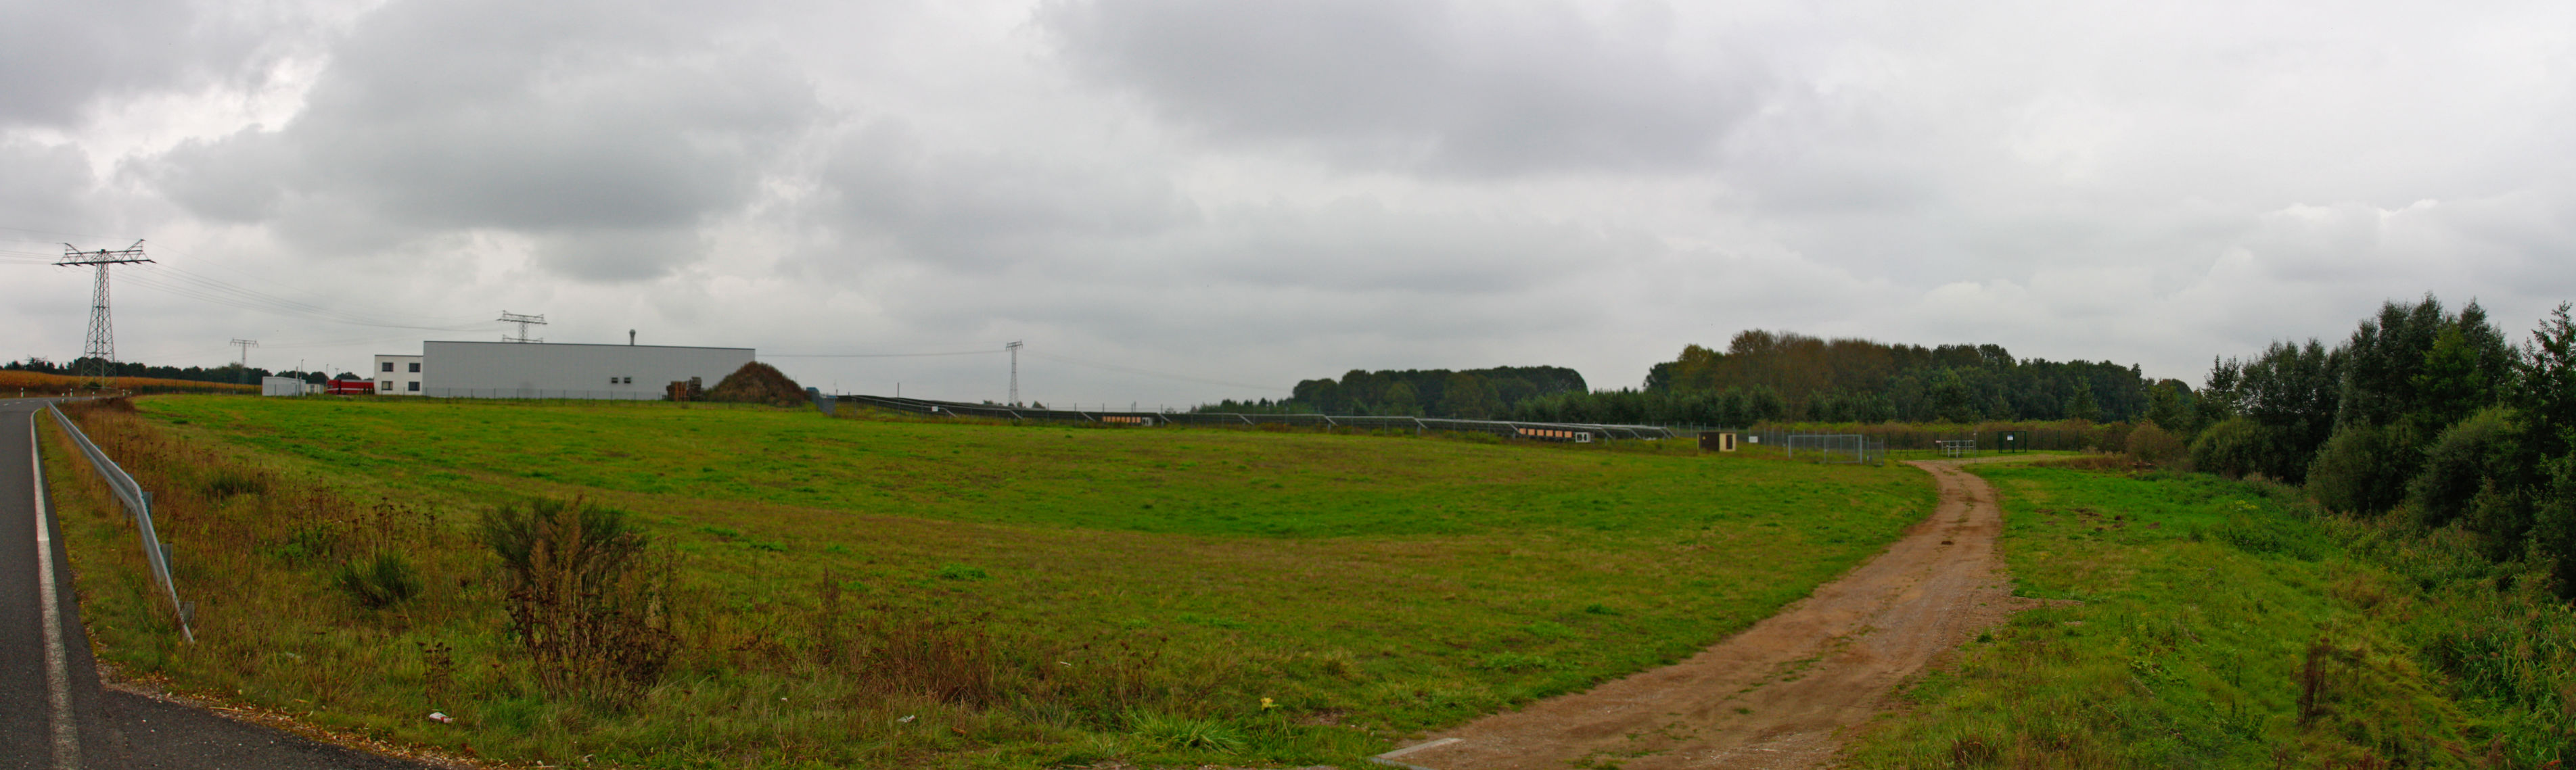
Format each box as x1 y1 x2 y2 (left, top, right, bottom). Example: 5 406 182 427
1383 459 2036 770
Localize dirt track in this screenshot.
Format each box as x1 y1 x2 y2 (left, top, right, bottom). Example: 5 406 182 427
1383 459 2030 770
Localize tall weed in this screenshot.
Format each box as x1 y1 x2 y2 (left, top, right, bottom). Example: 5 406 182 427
477 498 674 702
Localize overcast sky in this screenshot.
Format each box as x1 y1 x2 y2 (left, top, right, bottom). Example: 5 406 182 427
4 0 2571 406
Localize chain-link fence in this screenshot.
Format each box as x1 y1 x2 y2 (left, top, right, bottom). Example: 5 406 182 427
1784 433 1888 465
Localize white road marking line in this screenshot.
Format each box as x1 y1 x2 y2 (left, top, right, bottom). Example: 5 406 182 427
32 415 83 769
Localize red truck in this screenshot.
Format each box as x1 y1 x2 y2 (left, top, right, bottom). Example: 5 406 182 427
325 378 375 395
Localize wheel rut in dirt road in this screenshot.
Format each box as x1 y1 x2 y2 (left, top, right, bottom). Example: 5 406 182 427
1386 459 2034 770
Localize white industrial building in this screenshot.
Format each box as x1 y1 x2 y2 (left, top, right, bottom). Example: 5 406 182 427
373 354 424 394
260 376 320 396
413 341 756 400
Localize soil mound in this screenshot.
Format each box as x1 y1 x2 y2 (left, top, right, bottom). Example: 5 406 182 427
706 362 806 406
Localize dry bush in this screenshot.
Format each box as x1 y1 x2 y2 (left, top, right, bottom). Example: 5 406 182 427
478 498 676 702
2127 423 2188 466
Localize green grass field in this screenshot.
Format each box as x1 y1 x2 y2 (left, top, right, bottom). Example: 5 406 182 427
1843 465 2575 768
50 396 1937 769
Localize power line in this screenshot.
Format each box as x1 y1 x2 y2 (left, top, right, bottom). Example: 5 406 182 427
121 264 494 331
1024 350 1287 391
768 350 998 359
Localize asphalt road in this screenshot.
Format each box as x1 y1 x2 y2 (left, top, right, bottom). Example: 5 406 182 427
1 398 433 769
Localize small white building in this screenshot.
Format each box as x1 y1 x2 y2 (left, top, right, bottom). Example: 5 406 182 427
415 341 754 400
260 376 305 397
373 354 425 395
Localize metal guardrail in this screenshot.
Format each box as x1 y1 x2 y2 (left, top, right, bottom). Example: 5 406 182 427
43 404 193 642
838 394 1676 441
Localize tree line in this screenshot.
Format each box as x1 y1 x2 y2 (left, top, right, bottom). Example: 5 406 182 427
2174 297 2576 596
1490 331 2155 427
1213 333 2159 426
1194 366 1588 418
6 356 337 385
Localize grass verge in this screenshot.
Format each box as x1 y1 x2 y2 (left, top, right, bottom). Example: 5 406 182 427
1843 464 2576 768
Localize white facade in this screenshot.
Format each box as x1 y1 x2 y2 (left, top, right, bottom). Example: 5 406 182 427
260 376 305 397
373 354 425 395
419 341 754 400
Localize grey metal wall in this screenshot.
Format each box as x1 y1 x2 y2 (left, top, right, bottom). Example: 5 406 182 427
420 341 754 400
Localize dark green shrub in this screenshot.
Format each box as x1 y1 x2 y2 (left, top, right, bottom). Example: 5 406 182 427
2410 407 2523 528
2189 417 2276 479
2307 423 2411 515
2538 454 2576 599
335 552 423 609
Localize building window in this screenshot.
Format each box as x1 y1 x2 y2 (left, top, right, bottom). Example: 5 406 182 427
381 362 394 372
408 381 420 392
408 362 421 372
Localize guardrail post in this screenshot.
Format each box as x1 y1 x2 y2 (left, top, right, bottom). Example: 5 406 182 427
44 406 193 642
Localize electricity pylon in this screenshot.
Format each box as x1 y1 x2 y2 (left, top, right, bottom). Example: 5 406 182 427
57 241 152 382
231 338 259 383
498 311 546 343
1006 341 1022 406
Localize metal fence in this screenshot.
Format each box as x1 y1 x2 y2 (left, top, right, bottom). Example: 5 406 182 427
44 404 192 642
839 395 1676 441
1784 433 1888 465
421 387 662 400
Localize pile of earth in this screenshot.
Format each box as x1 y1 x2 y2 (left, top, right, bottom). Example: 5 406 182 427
706 362 807 406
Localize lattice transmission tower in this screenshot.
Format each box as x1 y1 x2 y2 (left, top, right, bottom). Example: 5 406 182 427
1006 340 1021 406
57 241 152 381
498 311 546 343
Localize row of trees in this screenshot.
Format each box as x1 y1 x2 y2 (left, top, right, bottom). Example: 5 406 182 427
1218 333 2161 426
1643 330 2153 423
5 356 340 385
2180 297 2576 595
1199 366 1590 418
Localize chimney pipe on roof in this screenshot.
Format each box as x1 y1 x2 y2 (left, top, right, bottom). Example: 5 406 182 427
628 329 636 346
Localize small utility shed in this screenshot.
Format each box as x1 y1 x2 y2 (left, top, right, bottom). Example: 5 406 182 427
419 341 755 400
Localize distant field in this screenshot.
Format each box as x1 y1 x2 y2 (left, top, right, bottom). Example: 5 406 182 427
58 395 1938 768
0 370 255 393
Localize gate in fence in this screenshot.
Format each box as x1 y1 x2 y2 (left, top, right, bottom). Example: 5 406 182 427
1784 433 1887 465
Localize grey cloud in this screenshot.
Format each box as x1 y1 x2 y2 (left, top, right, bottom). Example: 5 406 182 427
1038 0 1757 176
0 139 101 233
139 0 825 279
0 0 271 126
823 120 1197 270
1173 198 1636 295
821 132 1632 298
